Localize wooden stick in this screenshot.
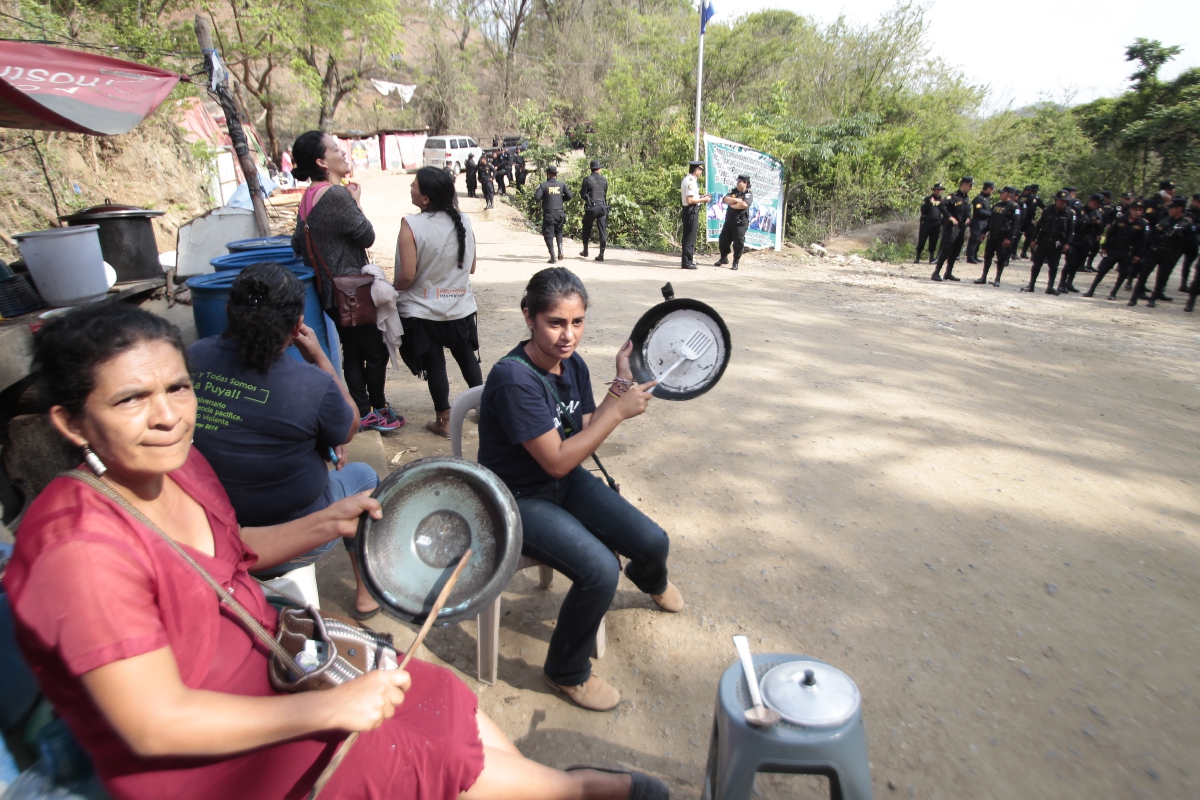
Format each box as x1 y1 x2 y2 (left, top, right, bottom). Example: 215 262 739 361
308 549 473 799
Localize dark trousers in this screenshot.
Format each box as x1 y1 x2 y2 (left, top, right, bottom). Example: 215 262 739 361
914 220 940 262
1137 251 1181 299
581 208 608 253
335 320 389 415
516 467 670 685
1027 241 1064 290
496 171 506 194
681 205 699 266
1059 241 1092 289
1087 253 1136 296
1179 248 1198 290
481 180 494 207
979 233 1011 281
466 173 477 198
516 170 527 188
543 216 564 255
1085 239 1102 269
718 220 747 263
421 341 482 412
934 225 965 275
967 220 986 261
1018 228 1035 258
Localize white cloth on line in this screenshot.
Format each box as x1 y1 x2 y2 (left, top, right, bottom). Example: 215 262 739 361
361 264 403 368
371 79 417 102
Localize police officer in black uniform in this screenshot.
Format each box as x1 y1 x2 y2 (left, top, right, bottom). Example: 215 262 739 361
494 149 509 194
1021 190 1075 295
715 175 753 271
579 160 609 262
533 164 572 263
514 152 528 190
477 153 495 209
1083 200 1149 300
966 180 994 263
1058 193 1104 294
973 185 1020 286
1177 194 1200 292
464 152 478 198
1134 197 1196 308
932 176 972 281
1085 191 1114 271
1015 184 1044 260
914 182 944 263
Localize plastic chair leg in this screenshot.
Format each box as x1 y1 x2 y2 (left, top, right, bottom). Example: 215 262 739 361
593 615 606 659
477 595 501 685
538 564 554 589
263 564 320 609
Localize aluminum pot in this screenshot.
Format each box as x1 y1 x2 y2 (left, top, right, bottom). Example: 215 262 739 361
59 200 165 283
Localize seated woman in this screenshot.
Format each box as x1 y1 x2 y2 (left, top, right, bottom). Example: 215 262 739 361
477 268 684 712
188 263 381 619
394 166 483 437
4 302 667 800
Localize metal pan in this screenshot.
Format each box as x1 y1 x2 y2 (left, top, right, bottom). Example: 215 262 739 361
356 455 522 625
628 297 732 401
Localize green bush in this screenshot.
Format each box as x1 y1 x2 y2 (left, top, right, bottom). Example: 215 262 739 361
859 239 916 263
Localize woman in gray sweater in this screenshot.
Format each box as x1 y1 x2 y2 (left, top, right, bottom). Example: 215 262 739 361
291 130 403 433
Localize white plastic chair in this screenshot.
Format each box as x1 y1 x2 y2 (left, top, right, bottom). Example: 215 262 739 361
262 563 321 609
449 384 606 685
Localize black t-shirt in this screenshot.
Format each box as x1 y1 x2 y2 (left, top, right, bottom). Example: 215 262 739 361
187 336 354 526
478 343 597 494
724 188 753 226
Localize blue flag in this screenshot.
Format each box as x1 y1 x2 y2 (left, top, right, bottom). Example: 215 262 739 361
701 0 715 34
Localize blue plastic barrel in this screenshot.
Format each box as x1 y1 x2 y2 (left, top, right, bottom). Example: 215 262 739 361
225 235 294 253
186 266 331 365
210 249 303 272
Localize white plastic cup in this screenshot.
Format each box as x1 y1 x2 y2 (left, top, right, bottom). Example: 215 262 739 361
14 225 112 307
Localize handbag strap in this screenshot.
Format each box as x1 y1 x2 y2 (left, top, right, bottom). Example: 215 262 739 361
63 469 298 665
499 355 619 491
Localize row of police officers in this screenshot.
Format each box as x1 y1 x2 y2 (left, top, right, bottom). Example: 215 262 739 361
918 177 1200 310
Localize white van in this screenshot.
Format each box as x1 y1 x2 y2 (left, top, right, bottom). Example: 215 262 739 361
422 135 482 175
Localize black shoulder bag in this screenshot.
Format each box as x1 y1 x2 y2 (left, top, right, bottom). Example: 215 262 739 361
500 355 620 492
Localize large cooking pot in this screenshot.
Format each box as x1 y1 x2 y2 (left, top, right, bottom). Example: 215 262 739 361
59 200 165 283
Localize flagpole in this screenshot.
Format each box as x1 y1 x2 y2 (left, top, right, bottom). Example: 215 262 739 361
693 4 704 161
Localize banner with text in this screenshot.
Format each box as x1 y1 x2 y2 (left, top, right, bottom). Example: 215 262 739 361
703 133 784 250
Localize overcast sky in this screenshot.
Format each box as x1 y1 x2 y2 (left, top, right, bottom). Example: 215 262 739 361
710 0 1200 111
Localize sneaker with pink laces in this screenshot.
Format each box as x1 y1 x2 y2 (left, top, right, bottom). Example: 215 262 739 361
361 405 404 433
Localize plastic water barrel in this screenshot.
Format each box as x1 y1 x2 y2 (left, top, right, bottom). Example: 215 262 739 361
186 266 331 364
225 235 294 253
210 249 303 272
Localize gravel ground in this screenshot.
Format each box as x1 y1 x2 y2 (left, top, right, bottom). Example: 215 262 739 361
314 170 1200 800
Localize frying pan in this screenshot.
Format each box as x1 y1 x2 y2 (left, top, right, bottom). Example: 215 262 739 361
356 455 522 624
628 293 732 401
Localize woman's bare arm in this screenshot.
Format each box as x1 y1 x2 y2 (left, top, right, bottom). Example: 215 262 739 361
394 219 418 290
240 493 381 570
81 647 410 757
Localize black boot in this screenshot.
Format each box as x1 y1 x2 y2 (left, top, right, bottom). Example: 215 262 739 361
595 250 605 262
1186 297 1196 312
580 247 588 258
558 249 564 262
931 268 943 281
548 251 557 264
715 257 729 266
731 260 739 271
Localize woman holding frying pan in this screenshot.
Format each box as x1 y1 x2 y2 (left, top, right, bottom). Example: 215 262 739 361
477 267 685 712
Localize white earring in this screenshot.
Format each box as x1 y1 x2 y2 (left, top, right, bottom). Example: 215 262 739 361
82 444 107 476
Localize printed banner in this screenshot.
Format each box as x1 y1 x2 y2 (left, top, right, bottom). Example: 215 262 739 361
703 133 784 250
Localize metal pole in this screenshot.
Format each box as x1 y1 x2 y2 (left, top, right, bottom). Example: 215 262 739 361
195 14 271 237
693 28 704 161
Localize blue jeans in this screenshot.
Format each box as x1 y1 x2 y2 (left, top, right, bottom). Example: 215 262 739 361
517 467 670 686
256 461 379 576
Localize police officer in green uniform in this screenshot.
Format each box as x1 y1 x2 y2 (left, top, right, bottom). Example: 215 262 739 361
579 160 609 262
533 164 572 263
715 174 753 271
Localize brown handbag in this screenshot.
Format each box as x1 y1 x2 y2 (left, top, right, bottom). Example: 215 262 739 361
300 212 378 329
65 469 398 693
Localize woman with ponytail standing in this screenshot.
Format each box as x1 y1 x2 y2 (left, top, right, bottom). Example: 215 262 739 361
290 130 404 433
395 166 483 437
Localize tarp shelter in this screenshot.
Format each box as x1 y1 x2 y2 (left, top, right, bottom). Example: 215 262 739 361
0 41 180 135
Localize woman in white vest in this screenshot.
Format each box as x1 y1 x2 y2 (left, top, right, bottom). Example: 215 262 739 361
394 167 483 436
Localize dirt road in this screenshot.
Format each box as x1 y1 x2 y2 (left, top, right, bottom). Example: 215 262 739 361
316 169 1200 799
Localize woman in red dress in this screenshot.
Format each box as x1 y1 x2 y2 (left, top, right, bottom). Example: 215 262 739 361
3 302 667 800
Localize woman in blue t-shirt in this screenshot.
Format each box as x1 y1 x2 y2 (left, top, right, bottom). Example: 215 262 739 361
478 268 683 712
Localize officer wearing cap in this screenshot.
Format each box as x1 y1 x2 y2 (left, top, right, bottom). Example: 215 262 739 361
533 164 573 263
680 160 711 269
973 186 1020 287
1083 200 1149 300
932 176 973 281
465 152 478 198
477 152 496 209
715 175 753 270
1015 184 1044 260
1022 189 1075 294
1134 197 1195 308
914 182 945 263
579 159 609 262
1058 193 1104 294
1085 191 1115 271
966 180 995 264
1177 193 1200 292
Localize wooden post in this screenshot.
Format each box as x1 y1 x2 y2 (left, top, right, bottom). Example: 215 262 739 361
194 14 271 237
